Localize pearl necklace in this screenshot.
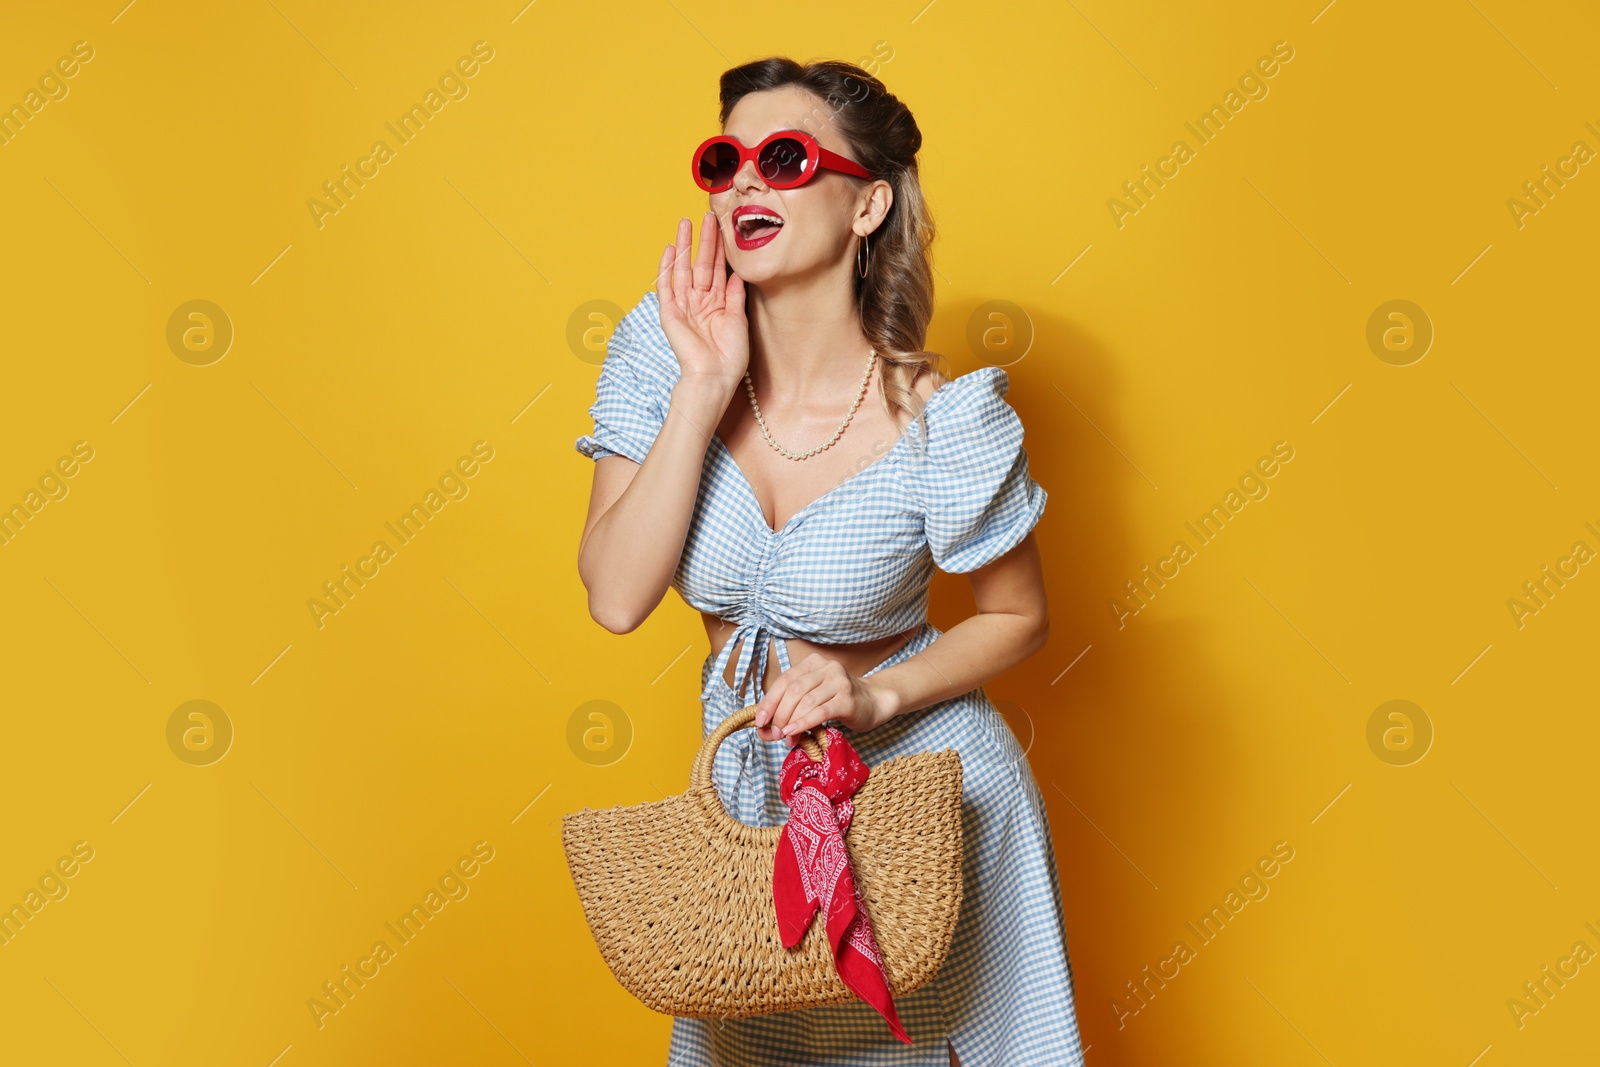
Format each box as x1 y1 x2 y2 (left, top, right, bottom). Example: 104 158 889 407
744 348 877 461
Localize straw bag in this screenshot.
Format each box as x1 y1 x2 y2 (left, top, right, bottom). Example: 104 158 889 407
561 703 966 1019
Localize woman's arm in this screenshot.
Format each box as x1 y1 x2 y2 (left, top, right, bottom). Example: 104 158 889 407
577 213 748 633
753 531 1049 743
577 374 735 633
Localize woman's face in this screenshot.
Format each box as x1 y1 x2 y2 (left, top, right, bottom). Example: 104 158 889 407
710 86 889 287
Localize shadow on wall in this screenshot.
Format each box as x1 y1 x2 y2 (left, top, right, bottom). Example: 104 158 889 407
924 301 1242 1059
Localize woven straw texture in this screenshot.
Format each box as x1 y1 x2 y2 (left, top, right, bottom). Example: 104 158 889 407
562 703 966 1019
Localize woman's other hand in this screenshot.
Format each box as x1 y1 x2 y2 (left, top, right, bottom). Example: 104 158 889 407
656 212 748 391
752 653 901 746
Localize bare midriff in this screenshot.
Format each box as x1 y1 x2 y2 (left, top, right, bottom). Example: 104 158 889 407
700 612 922 701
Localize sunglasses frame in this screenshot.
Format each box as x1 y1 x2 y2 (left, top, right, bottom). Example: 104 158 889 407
691 129 875 193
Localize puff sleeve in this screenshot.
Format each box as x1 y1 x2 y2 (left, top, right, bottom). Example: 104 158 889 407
574 292 677 464
904 366 1048 573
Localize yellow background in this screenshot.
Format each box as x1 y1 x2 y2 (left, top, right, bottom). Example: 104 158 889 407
2 1 1596 1063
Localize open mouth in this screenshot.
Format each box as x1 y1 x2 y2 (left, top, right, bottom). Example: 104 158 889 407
736 213 784 240
732 206 785 248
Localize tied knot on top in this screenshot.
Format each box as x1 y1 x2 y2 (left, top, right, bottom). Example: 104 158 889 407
774 726 911 1045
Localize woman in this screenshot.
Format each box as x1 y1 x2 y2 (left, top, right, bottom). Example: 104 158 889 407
576 56 1086 1067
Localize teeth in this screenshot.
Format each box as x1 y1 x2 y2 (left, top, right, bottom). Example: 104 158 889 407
738 212 783 227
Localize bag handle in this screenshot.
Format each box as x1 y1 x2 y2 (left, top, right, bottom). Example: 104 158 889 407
689 704 830 794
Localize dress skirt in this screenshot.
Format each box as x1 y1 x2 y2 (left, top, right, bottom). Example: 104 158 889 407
668 622 1088 1067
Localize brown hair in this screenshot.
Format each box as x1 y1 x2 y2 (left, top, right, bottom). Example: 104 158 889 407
717 57 943 445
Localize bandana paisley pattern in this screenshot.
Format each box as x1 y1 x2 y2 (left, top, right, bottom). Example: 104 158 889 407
774 726 911 1045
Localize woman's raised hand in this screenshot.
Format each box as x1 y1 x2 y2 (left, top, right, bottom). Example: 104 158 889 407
656 212 748 390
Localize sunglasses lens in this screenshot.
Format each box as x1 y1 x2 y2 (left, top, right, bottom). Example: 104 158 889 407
697 142 741 190
758 137 811 186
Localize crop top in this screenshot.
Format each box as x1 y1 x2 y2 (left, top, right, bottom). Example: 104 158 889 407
575 291 1048 707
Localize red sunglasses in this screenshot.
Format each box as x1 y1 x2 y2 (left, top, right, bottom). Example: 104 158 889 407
691 129 875 193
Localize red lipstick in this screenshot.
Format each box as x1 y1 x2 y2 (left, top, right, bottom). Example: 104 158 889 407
732 204 785 250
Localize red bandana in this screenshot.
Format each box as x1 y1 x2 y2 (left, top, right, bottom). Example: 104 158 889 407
773 726 911 1044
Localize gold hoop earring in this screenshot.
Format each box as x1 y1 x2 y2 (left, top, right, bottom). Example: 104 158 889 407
856 232 871 277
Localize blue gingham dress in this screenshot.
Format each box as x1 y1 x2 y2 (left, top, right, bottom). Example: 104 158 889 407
576 291 1087 1067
